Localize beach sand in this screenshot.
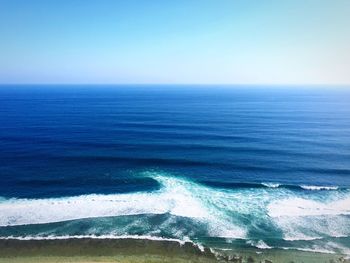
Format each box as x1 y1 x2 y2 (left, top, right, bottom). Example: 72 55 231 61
0 238 349 263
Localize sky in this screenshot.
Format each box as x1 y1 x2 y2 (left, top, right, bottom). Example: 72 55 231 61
0 0 349 85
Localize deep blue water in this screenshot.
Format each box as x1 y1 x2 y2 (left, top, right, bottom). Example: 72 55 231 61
0 85 350 254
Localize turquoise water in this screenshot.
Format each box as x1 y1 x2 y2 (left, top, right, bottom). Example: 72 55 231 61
0 85 349 254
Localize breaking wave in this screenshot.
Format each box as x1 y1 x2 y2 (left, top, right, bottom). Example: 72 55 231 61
0 172 349 254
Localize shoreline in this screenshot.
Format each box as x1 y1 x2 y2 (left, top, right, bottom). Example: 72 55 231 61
0 238 349 263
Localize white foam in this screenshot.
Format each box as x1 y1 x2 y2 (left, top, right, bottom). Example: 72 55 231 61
246 240 272 249
0 174 246 239
0 233 216 255
268 196 350 241
0 234 186 244
1 173 349 244
282 246 336 254
268 197 350 217
0 177 206 226
262 183 280 188
283 242 350 255
300 185 339 191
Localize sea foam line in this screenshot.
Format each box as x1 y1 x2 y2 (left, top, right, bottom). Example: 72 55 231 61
300 185 339 191
246 240 272 249
267 197 350 217
0 234 187 244
0 234 209 253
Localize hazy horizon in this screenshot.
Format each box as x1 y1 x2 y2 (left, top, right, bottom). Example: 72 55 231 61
1 83 350 88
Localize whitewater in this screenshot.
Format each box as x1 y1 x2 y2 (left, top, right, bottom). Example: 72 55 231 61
1 172 349 254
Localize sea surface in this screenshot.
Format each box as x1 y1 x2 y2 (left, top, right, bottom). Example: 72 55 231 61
0 85 349 255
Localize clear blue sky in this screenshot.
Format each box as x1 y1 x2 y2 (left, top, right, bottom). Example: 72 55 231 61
0 0 349 84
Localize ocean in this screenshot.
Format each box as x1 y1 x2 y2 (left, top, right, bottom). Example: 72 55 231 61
0 85 349 255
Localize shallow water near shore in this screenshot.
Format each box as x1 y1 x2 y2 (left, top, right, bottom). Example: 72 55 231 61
0 238 349 263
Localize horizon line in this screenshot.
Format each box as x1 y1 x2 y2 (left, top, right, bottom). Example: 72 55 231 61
1 83 350 87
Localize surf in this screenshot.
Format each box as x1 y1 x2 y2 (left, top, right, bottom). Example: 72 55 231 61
0 171 349 254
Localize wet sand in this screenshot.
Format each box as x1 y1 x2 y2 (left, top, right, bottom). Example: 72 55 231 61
0 238 348 263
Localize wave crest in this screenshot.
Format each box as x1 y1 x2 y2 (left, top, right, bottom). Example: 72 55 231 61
0 172 349 245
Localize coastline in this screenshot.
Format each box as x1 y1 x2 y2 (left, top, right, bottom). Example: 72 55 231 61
0 238 348 263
